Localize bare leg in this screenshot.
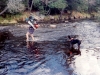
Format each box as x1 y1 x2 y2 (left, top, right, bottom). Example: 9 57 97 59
31 34 34 41
26 32 30 41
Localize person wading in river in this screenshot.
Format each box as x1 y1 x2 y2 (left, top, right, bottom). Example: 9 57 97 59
25 14 39 42
68 36 81 55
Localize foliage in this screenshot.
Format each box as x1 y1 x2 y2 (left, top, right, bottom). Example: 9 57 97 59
33 0 40 7
77 0 88 12
33 0 50 15
30 0 68 15
0 0 100 16
48 0 68 10
0 0 8 6
22 0 28 7
94 0 100 12
67 0 88 12
7 0 25 13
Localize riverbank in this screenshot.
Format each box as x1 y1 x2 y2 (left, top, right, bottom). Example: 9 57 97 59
0 11 98 25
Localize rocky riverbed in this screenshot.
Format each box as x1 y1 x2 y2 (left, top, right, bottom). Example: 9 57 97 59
0 20 100 75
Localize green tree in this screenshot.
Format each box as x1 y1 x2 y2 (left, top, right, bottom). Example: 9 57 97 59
0 0 25 15
7 0 25 13
48 0 68 19
33 0 40 7
67 0 88 12
32 0 50 15
94 0 100 12
48 0 67 10
22 0 29 10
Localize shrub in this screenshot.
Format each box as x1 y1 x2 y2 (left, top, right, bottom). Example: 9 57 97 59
7 0 25 13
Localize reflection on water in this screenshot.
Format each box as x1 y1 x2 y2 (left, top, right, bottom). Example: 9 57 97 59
26 41 42 61
0 38 77 75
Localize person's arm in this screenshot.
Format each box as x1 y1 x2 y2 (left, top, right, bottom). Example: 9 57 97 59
28 21 36 29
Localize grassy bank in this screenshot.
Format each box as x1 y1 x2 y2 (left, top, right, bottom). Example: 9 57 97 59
0 12 31 25
91 12 100 21
0 11 100 25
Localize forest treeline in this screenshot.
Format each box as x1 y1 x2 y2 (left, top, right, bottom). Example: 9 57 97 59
0 0 100 23
0 0 100 14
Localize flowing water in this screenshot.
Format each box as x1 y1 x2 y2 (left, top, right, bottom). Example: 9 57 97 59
0 20 100 75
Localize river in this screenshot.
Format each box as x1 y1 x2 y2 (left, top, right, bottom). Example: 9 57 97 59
0 20 100 75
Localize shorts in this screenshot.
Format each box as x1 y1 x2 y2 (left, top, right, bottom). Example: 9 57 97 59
28 26 34 34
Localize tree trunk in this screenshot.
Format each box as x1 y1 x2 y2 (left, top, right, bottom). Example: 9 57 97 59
66 10 72 21
30 0 34 12
45 0 48 5
27 0 30 10
59 9 64 20
0 6 8 15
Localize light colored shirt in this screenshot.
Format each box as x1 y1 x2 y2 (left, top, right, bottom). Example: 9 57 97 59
28 21 36 29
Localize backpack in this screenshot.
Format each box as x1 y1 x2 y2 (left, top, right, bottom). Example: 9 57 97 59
25 16 34 23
